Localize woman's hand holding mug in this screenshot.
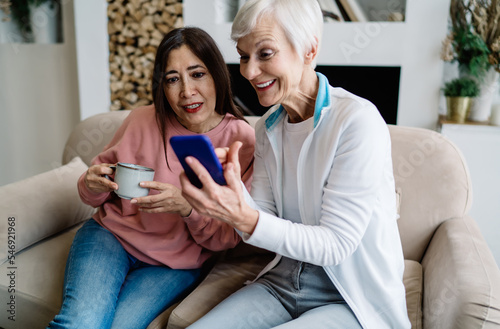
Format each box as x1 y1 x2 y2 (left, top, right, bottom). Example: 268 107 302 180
180 142 259 235
130 182 193 217
84 163 155 200
84 163 118 194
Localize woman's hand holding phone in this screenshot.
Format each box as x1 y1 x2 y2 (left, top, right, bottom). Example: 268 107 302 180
179 141 259 235
214 146 230 167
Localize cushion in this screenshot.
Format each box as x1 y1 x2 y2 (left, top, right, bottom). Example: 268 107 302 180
403 259 423 329
166 250 275 329
0 157 96 264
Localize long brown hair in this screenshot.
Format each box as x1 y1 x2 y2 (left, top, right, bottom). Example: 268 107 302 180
152 27 245 163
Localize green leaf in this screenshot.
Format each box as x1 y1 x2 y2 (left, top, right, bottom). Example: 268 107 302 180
443 77 480 97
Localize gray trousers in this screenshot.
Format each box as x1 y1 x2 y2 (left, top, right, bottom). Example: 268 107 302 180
187 257 362 329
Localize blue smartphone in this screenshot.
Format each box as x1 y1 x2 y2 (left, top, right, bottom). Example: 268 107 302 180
170 135 226 188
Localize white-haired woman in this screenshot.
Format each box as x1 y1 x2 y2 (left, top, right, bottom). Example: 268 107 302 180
181 0 410 328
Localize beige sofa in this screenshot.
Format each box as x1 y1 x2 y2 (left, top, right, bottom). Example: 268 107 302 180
0 110 499 329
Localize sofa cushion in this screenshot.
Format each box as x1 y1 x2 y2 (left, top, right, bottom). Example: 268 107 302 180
166 248 275 329
0 224 80 328
0 157 96 265
404 259 423 329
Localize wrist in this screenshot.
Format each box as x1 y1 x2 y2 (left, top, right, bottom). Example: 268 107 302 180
236 208 259 235
180 205 193 218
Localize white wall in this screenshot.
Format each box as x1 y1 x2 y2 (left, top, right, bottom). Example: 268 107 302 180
440 124 500 266
73 0 111 121
0 0 80 186
184 0 451 130
73 0 441 128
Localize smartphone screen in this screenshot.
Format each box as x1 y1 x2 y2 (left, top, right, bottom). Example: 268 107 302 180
170 135 226 188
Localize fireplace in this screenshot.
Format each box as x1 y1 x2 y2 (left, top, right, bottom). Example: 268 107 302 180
228 64 400 125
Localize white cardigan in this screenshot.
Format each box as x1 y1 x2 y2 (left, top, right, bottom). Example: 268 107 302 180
241 73 410 329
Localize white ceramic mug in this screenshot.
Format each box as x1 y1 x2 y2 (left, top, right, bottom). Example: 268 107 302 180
110 163 155 200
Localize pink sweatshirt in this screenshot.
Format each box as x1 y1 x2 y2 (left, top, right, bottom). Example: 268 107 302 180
78 105 255 269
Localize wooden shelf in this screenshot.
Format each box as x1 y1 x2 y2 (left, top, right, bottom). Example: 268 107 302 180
438 115 497 128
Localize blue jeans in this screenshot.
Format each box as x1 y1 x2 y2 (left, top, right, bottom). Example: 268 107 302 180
187 257 362 329
47 219 201 329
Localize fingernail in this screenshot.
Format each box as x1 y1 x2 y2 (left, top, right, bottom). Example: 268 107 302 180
130 199 137 204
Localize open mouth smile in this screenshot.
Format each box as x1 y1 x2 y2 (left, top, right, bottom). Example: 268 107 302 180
183 103 202 113
256 80 276 90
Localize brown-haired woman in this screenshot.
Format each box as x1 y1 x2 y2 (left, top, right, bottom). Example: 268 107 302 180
47 27 255 329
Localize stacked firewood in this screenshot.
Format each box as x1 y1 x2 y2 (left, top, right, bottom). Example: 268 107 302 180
107 0 183 111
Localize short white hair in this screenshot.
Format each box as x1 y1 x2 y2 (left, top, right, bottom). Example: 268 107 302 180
231 0 323 67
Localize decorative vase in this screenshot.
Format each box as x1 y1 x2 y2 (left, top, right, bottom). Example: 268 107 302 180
446 96 472 123
29 1 59 44
469 67 499 122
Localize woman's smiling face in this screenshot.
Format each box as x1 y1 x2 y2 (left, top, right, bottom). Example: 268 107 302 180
163 44 222 133
236 15 307 108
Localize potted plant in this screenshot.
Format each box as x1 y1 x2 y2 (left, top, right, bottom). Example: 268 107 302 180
441 0 500 122
0 0 31 42
443 77 480 123
0 0 59 43
441 0 491 79
442 26 491 79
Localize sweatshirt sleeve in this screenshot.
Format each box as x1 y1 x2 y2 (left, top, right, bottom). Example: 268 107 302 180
183 210 242 251
77 173 113 207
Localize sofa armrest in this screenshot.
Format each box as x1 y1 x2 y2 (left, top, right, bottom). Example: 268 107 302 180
421 216 500 329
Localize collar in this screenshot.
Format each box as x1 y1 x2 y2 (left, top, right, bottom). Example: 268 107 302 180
265 72 330 130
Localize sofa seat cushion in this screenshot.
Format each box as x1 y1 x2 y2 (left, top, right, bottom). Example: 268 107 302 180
167 248 275 329
0 224 81 328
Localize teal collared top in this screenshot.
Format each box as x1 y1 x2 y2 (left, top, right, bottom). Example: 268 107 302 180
265 72 331 130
